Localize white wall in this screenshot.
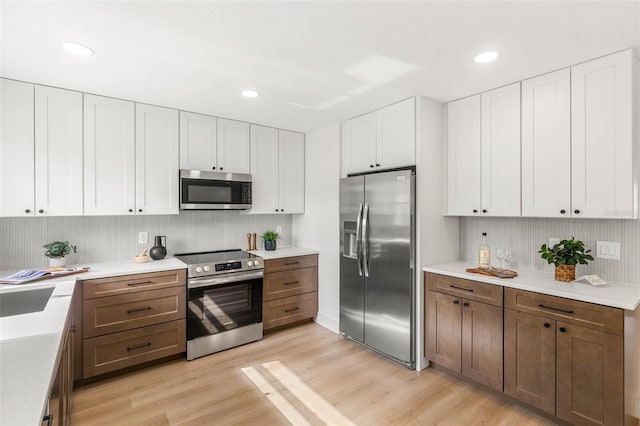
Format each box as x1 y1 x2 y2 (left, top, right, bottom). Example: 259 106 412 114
293 122 341 333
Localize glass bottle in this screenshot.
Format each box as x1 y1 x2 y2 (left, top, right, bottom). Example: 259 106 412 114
478 232 491 269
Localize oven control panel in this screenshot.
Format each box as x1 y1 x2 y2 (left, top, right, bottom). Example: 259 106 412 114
188 257 262 277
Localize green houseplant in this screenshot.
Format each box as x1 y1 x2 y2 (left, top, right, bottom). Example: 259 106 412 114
538 237 594 282
260 230 280 251
43 241 77 267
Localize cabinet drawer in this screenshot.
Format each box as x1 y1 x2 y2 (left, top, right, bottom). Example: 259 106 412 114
425 273 503 306
505 288 623 335
264 267 318 301
263 292 317 330
82 269 186 299
264 255 317 273
83 286 186 338
83 319 185 378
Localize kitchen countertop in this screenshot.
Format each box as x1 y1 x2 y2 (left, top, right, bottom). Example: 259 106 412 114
423 261 640 310
0 258 186 426
249 246 319 259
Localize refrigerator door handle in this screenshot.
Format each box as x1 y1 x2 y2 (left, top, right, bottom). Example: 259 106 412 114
355 202 364 277
362 202 370 278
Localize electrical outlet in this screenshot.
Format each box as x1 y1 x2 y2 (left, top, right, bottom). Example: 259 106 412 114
549 237 560 248
596 241 620 260
276 225 282 234
138 231 148 245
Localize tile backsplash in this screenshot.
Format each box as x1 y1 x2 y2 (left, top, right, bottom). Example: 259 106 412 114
0 211 292 270
460 217 640 285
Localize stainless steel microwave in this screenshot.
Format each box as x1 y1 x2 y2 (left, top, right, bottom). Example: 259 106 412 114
179 169 252 210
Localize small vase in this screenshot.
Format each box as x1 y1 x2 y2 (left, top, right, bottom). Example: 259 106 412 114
49 257 66 267
264 240 276 251
149 236 167 260
555 264 576 282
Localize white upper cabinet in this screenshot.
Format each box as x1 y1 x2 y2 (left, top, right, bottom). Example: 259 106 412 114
35 85 83 216
481 83 521 217
250 125 304 214
521 69 571 217
278 130 305 214
342 97 415 176
179 111 217 171
0 79 35 217
135 103 179 215
571 49 636 219
217 118 250 174
250 125 279 213
84 95 136 216
446 95 481 216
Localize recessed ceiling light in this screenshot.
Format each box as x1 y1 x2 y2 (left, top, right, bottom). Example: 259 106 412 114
474 51 499 64
241 89 260 98
62 41 94 56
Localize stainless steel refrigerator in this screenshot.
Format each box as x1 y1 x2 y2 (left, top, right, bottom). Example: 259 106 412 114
339 168 415 369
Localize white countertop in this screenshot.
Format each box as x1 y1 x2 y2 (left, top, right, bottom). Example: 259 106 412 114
423 261 640 310
0 258 186 426
249 246 319 260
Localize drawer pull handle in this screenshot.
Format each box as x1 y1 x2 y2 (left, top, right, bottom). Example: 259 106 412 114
453 300 460 305
127 281 152 287
544 323 551 328
463 302 469 307
127 342 151 351
284 307 299 313
450 284 474 292
284 281 299 285
127 306 152 314
284 261 300 266
538 304 573 314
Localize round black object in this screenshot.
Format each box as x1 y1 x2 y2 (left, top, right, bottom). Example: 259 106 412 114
149 236 167 260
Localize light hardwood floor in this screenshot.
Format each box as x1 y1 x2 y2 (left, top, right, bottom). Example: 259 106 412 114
71 322 557 425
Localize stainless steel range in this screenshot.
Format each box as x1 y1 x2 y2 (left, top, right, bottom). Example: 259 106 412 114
175 249 263 360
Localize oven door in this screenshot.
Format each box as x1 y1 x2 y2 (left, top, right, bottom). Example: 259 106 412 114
187 270 263 341
180 169 252 210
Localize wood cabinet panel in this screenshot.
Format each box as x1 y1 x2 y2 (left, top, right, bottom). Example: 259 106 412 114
263 267 317 302
425 291 462 373
82 269 186 299
83 319 186 378
461 299 503 391
263 292 317 330
83 286 186 338
426 273 502 306
504 308 555 414
264 255 318 273
556 321 624 425
504 288 623 335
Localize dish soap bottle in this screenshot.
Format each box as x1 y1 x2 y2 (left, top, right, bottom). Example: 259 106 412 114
478 232 491 269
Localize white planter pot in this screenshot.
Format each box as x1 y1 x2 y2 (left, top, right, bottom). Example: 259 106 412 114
48 257 66 267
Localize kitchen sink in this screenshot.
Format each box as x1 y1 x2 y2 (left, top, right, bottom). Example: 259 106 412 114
0 286 54 318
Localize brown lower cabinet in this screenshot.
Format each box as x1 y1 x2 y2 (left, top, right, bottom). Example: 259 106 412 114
263 254 318 331
505 287 624 426
425 273 503 391
75 269 187 379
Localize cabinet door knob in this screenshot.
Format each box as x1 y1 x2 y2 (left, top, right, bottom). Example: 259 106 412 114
482 209 487 213
370 164 374 168
463 302 469 307
128 209 133 213
544 323 551 328
219 167 223 170
38 209 44 214
560 209 566 214
559 327 567 333
375 163 380 167
25 209 31 213
212 166 216 170
138 209 142 213
574 209 580 214
453 300 460 305
473 209 478 213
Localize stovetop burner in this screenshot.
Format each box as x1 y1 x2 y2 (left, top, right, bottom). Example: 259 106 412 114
175 249 263 278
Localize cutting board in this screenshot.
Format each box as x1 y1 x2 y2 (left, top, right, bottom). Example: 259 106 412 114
465 267 518 279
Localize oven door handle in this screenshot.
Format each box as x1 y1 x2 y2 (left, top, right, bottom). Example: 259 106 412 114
188 270 264 289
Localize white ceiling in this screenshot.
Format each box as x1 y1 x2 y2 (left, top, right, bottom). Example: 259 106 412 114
1 1 639 133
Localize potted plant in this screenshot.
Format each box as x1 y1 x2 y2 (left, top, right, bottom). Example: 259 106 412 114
43 241 77 267
538 237 594 282
260 230 280 251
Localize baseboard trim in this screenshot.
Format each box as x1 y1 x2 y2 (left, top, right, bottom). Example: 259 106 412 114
314 312 339 334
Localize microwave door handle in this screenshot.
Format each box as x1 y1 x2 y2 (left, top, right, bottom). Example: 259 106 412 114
355 202 363 277
362 203 370 278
